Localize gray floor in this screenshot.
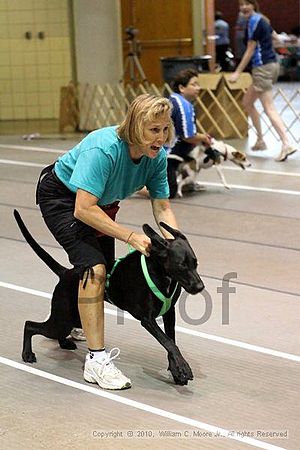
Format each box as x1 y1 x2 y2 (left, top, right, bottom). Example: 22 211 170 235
0 120 300 450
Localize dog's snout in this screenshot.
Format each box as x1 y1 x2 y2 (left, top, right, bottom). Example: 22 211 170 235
185 276 205 295
192 280 205 294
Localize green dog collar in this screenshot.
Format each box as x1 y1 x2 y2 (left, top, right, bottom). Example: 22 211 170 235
140 254 178 316
106 250 178 317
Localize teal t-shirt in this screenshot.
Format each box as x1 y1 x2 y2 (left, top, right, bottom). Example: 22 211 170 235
54 126 170 205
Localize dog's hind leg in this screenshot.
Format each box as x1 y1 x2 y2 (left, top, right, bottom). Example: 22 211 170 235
22 315 76 363
22 320 77 363
141 317 193 385
22 320 41 363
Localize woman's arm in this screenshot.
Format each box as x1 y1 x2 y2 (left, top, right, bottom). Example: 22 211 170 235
151 198 179 239
229 40 256 82
74 189 151 255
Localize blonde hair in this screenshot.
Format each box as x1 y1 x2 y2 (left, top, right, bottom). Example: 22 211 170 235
117 94 174 147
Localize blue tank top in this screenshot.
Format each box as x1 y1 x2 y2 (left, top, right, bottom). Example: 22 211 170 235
246 13 277 68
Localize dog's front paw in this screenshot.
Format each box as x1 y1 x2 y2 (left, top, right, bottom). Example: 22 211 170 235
22 350 37 363
168 354 193 385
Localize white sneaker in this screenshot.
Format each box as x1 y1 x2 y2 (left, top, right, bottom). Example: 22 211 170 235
275 145 298 162
84 348 132 390
70 328 86 341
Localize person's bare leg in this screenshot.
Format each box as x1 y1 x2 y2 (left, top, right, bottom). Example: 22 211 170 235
243 85 266 148
78 264 105 349
79 264 131 389
260 90 297 161
260 90 288 145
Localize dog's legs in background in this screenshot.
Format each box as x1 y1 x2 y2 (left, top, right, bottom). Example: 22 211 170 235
141 317 193 385
215 165 230 189
177 163 198 197
167 157 182 199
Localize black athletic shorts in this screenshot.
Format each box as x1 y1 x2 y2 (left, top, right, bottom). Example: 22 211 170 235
37 166 115 273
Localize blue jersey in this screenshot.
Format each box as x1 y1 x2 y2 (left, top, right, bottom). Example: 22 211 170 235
54 126 169 204
169 93 197 158
246 13 277 68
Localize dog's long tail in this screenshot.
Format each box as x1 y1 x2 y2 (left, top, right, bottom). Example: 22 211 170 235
13 209 67 277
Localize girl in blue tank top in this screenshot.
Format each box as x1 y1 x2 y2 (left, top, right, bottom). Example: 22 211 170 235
229 0 297 162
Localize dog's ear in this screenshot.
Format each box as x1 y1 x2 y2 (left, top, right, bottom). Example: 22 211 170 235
142 224 168 248
232 151 243 160
159 222 187 240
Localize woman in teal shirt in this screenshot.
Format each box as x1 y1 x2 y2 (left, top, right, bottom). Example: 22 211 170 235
37 94 179 390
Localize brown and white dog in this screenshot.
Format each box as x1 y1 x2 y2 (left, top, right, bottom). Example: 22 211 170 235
169 139 251 197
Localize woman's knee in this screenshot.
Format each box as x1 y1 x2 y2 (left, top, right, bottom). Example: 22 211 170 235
91 264 107 284
80 264 107 288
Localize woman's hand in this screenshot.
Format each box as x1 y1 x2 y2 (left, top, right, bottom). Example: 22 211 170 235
228 71 240 83
127 232 152 257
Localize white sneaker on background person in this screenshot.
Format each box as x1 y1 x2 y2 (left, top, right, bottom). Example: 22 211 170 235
275 144 298 162
70 327 86 341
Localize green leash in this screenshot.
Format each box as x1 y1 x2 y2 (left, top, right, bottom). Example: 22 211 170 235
106 249 178 317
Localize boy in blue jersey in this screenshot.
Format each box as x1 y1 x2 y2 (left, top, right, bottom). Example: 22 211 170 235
36 94 179 390
167 68 211 198
229 0 297 162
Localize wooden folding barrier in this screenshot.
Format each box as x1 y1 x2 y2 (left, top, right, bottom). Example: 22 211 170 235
59 82 79 133
59 79 300 145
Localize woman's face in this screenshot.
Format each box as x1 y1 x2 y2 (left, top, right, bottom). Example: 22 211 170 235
239 1 255 19
131 114 171 159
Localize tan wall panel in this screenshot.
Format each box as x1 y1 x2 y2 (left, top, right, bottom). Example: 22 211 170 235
121 0 194 84
0 0 72 120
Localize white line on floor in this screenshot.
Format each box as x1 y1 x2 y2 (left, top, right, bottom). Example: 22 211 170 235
0 159 300 195
1 143 299 178
0 356 286 450
0 144 63 154
222 166 300 177
198 181 300 196
1 280 299 363
1 143 300 176
0 159 45 167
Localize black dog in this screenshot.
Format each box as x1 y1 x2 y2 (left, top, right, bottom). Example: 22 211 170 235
14 210 204 385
